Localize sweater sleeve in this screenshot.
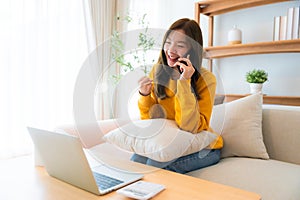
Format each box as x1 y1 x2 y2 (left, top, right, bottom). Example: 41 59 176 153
175 69 216 133
137 67 157 119
138 91 157 119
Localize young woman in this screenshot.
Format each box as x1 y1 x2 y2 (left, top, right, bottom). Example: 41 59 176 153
131 18 223 174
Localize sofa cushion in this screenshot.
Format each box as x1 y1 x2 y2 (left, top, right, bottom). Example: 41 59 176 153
187 157 300 200
262 104 300 165
55 119 131 148
210 93 269 159
103 119 216 162
86 143 159 173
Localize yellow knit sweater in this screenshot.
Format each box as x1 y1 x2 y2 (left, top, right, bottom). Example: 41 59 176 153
138 65 223 149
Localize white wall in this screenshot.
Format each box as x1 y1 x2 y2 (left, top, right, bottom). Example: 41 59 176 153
127 0 197 29
127 0 300 96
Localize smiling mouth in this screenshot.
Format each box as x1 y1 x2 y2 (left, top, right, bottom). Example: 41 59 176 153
167 54 179 64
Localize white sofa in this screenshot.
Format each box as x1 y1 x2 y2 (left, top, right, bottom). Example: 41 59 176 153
56 102 300 200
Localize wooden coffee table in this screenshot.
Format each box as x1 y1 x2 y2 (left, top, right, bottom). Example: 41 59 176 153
0 155 261 199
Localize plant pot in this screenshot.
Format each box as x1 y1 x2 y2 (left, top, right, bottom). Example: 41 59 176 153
249 83 263 94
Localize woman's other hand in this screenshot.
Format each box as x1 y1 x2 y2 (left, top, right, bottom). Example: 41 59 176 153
138 76 152 96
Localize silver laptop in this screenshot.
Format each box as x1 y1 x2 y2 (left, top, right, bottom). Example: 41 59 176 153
27 127 143 195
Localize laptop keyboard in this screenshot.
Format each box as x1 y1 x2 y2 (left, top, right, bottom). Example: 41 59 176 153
93 172 124 190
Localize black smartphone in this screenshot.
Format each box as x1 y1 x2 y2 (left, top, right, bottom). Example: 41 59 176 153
177 60 187 74
176 52 190 74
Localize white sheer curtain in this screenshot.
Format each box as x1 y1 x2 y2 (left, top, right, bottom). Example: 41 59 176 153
82 0 135 120
0 0 88 159
82 0 118 120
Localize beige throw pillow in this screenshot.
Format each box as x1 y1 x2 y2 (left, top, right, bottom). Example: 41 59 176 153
103 119 217 162
210 93 269 159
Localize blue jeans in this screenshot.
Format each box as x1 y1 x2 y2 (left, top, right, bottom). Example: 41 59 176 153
130 149 221 174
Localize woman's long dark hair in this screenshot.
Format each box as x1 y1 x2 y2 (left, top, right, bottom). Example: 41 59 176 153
154 18 203 100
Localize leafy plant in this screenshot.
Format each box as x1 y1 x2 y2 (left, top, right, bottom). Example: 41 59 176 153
111 13 156 83
246 69 268 83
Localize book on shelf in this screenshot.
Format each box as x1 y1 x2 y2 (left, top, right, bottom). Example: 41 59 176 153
273 7 300 41
273 16 280 41
279 15 287 40
286 7 294 40
292 7 299 39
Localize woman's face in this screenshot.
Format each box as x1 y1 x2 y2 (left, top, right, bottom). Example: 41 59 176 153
163 29 191 67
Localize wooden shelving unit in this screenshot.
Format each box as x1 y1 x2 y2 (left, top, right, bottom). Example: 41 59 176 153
195 0 300 106
195 0 290 17
224 94 300 106
194 0 299 62
204 39 300 59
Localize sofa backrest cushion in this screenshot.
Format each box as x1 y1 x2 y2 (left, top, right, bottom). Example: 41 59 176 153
210 93 269 159
262 105 300 165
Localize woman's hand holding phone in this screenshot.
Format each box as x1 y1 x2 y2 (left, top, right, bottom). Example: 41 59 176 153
174 54 195 80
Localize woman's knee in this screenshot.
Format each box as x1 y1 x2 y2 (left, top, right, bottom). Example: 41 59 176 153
130 154 148 164
146 158 175 169
164 149 221 174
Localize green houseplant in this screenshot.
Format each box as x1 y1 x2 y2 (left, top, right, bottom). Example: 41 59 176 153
246 69 268 83
245 69 268 94
111 13 156 84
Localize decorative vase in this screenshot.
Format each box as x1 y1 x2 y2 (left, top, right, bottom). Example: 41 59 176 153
249 83 263 94
228 25 242 45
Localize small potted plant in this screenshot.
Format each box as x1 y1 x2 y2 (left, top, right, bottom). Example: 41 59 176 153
245 69 268 94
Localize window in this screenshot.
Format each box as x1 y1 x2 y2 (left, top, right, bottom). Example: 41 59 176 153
0 0 88 159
